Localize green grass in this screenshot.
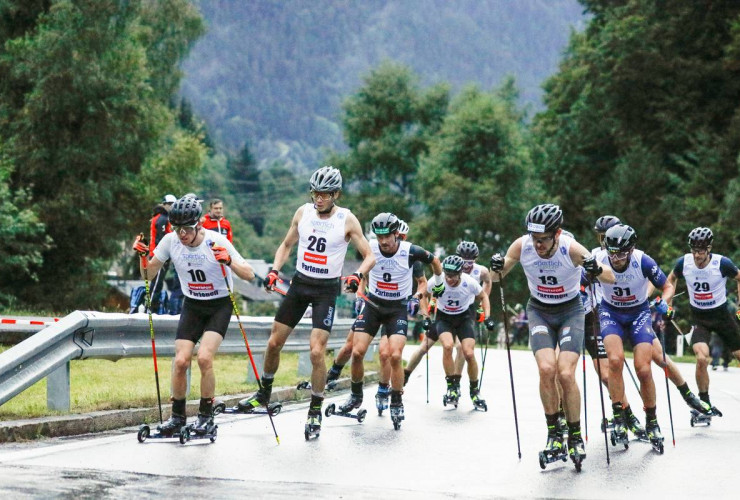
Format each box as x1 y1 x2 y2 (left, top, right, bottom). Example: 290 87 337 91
0 348 379 420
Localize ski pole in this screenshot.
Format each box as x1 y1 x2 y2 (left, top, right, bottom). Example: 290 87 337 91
589 282 610 465
478 321 490 392
213 244 280 445
426 298 438 404
659 328 676 447
582 338 587 443
623 359 642 395
497 272 521 460
139 234 164 425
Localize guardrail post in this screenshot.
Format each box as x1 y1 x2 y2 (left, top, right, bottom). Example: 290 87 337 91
247 354 265 383
364 344 376 361
47 362 70 411
676 334 684 357
297 351 312 377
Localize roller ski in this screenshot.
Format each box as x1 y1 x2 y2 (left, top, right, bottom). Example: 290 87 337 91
179 413 218 444
304 408 322 440
567 433 586 472
213 399 282 416
375 385 390 416
690 405 722 427
442 385 460 408
470 388 488 412
609 415 629 449
626 410 647 440
324 393 367 423
682 390 714 416
137 414 187 443
390 402 404 430
296 378 338 392
538 427 568 470
645 418 665 454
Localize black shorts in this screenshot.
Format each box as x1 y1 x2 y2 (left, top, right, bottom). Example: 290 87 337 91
584 308 607 359
352 295 408 338
434 308 476 341
274 272 340 331
177 296 233 343
690 305 740 352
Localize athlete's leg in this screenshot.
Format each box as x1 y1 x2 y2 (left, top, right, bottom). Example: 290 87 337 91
405 337 436 374
388 333 407 391
172 339 196 399
634 341 656 408
379 334 391 385
604 335 626 407
350 331 374 383
461 338 478 380
557 351 581 422
453 336 465 376
334 329 354 366
439 331 456 376
263 321 293 374
534 347 559 414
309 328 330 392
196 331 224 398
693 341 711 393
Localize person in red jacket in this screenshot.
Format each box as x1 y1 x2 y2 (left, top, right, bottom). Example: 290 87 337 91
148 194 176 313
201 198 233 242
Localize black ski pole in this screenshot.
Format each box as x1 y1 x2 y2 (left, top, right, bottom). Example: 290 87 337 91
623 359 642 395
582 338 588 443
589 282 610 465
659 328 676 447
139 235 163 425
478 321 490 392
497 272 521 460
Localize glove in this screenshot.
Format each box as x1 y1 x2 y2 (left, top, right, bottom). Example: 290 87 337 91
354 298 364 316
407 297 420 317
582 255 602 278
211 245 232 266
654 297 673 318
665 305 675 320
422 317 432 331
264 269 279 291
484 317 495 331
132 234 149 256
490 253 504 272
344 272 363 293
476 307 485 323
432 282 445 298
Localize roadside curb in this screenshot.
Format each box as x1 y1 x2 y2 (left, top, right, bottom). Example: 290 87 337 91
0 373 378 443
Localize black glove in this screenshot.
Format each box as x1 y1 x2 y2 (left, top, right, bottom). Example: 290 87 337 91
344 272 363 293
484 317 495 331
490 253 504 272
422 317 432 331
583 255 602 278
264 269 279 291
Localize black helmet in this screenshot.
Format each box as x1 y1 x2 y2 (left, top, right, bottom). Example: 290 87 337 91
397 220 409 236
688 227 713 248
170 196 203 226
604 224 637 253
310 166 342 192
526 204 563 233
594 215 621 233
371 212 400 235
442 255 464 274
456 241 479 260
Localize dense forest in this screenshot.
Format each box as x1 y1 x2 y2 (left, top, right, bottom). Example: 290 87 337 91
3 1 740 311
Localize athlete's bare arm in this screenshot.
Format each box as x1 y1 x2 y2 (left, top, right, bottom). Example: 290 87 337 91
345 213 376 275
476 289 491 318
665 271 679 305
491 237 522 282
140 255 165 278
479 267 492 296
271 205 303 272
570 240 616 284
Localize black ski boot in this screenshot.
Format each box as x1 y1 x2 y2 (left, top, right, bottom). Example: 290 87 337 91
326 364 342 391
645 418 665 454
339 392 363 413
237 387 270 413
375 384 390 416
610 405 629 449
192 413 215 435
390 402 404 430
156 413 186 437
304 407 322 440
682 389 713 415
470 387 488 412
442 377 460 408
625 407 647 440
568 431 586 472
538 425 567 469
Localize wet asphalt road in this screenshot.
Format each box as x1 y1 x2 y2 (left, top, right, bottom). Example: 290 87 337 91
0 345 738 499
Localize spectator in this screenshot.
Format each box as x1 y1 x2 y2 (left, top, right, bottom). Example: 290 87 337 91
201 198 233 242
148 194 176 313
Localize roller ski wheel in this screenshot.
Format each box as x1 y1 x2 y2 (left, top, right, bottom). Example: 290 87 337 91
689 409 712 427
390 404 404 431
470 390 487 412
137 425 150 443
375 387 390 416
609 429 629 449
442 392 459 408
179 426 190 444
568 437 586 473
304 412 322 440
140 415 187 442
646 420 664 454
325 397 366 423
538 435 568 470
296 381 311 390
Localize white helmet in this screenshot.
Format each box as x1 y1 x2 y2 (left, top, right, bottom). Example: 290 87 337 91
309 166 342 192
397 220 409 236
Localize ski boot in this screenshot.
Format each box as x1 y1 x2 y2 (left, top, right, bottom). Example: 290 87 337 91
213 399 282 416
645 418 665 454
138 413 187 442
375 385 390 416
180 413 218 444
683 391 714 416
538 426 568 469
304 408 322 440
470 388 488 412
325 393 367 423
325 366 341 392
557 414 568 439
236 388 271 414
609 414 629 449
600 416 614 434
567 433 586 472
690 403 722 426
442 384 460 408
626 409 647 440
390 402 404 430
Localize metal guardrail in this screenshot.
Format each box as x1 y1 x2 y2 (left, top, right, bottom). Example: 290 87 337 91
0 311 361 411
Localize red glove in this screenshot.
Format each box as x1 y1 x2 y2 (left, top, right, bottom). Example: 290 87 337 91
477 307 485 323
344 272 363 293
264 269 279 291
736 309 740 321
132 234 149 266
211 245 232 266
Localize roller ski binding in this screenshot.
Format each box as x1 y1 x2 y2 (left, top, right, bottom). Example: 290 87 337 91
645 418 665 454
568 433 586 472
690 405 721 427
179 414 218 444
538 427 568 470
213 399 282 417
390 402 404 430
470 388 488 412
304 408 322 440
324 393 367 423
375 385 390 416
137 414 187 443
442 385 460 408
683 391 714 416
296 378 338 392
609 414 629 449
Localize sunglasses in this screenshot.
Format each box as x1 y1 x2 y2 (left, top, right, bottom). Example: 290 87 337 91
174 223 198 234
310 191 334 201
